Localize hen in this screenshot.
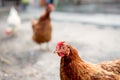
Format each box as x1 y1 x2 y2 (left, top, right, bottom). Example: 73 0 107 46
5 7 21 36
54 41 120 80
32 4 54 50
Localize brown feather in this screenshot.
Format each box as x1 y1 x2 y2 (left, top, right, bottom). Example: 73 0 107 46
32 7 52 44
99 60 120 75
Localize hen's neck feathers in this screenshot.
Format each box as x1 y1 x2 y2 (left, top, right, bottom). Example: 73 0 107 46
62 45 83 62
60 45 93 79
38 8 51 21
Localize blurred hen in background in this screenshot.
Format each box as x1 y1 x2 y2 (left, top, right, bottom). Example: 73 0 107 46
5 7 21 36
32 3 54 50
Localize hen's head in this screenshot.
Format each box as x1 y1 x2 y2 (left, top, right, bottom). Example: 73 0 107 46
54 41 70 57
47 4 54 12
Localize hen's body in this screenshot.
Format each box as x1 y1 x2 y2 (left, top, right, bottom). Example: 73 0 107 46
55 42 120 80
99 60 120 75
32 7 52 45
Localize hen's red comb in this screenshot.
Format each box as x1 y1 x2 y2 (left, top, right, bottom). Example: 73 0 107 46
57 41 65 47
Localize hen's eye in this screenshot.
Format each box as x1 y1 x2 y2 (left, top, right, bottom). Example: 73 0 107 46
62 46 65 49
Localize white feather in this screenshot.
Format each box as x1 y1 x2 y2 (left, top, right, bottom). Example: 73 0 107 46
7 7 21 26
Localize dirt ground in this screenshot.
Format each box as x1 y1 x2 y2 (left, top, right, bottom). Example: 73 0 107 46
0 21 120 80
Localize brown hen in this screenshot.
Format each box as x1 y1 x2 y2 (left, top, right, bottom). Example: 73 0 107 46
54 41 120 80
32 5 53 50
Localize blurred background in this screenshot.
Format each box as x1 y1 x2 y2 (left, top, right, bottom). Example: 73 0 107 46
0 0 120 80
